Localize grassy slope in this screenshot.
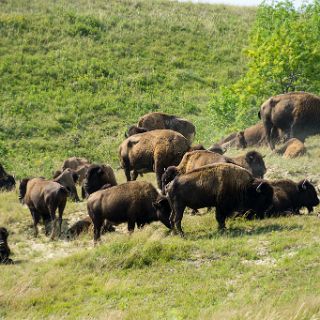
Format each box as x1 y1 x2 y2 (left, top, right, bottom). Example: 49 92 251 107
1 1 320 319
0 0 255 177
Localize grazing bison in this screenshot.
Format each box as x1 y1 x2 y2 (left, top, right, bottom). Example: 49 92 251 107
125 112 196 143
119 129 192 188
82 164 117 199
0 227 13 264
275 138 306 159
161 150 267 192
267 179 319 216
87 181 172 242
19 178 68 239
53 168 80 202
0 164 15 191
259 92 320 149
166 163 273 236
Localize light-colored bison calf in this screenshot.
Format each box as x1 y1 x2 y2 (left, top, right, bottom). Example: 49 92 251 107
275 138 306 158
19 178 68 239
87 181 172 242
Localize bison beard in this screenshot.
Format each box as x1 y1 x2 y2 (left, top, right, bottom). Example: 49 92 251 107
166 163 273 236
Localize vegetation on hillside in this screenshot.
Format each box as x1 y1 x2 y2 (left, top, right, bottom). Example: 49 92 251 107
0 0 255 177
210 0 320 132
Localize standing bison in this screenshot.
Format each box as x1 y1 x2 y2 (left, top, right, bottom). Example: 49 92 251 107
53 168 80 202
259 92 320 149
58 157 91 184
19 178 68 239
125 112 196 143
166 163 273 236
87 181 172 242
119 129 191 188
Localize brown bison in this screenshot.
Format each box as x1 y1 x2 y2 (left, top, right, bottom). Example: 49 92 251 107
87 181 172 242
59 157 91 184
0 227 13 264
161 150 267 192
53 168 80 202
82 164 117 199
165 163 273 236
0 164 15 191
259 92 320 149
19 178 68 239
119 129 192 188
125 112 196 143
274 138 306 159
266 179 319 216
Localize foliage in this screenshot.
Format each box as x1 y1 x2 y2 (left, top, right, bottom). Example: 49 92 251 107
209 0 320 134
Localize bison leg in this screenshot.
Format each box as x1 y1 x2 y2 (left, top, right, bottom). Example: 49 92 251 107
127 219 135 233
48 205 59 240
215 207 226 230
171 203 186 237
92 217 103 243
71 186 80 202
57 200 67 238
130 170 138 181
154 161 165 189
30 209 40 237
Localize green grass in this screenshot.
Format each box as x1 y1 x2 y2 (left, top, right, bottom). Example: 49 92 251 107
1 0 320 319
0 0 255 178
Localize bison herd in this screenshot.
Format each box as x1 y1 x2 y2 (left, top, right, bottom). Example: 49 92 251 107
1 91 320 264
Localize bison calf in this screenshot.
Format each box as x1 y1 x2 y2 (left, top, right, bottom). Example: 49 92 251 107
275 138 306 159
0 227 13 264
87 181 172 242
19 178 68 239
166 163 273 236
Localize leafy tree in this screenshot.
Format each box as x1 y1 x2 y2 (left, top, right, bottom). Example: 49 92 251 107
210 0 320 134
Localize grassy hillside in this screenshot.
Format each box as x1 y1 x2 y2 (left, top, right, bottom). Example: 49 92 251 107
0 0 255 177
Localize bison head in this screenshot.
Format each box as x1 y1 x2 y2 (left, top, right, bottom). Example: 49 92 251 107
0 227 9 242
297 179 320 213
153 197 172 229
19 178 30 203
245 151 267 178
125 125 148 138
245 179 274 218
235 131 247 149
161 166 179 195
208 144 225 155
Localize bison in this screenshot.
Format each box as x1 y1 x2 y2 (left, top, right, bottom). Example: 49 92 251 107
0 164 15 191
125 112 196 143
266 179 319 216
165 163 273 236
0 227 13 264
59 157 91 184
19 178 68 239
87 181 172 242
119 129 192 188
161 150 267 193
259 92 320 149
82 164 117 199
53 168 80 202
274 138 306 159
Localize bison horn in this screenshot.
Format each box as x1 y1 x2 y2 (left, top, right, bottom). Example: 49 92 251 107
302 179 308 190
256 182 264 193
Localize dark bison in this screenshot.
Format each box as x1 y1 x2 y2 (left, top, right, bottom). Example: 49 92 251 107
0 227 13 264
274 138 306 159
165 163 273 236
259 92 320 149
53 168 80 202
0 164 15 191
125 112 196 143
19 178 68 239
82 164 117 199
161 150 267 193
87 181 172 242
166 163 273 235
266 179 319 216
119 129 192 188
